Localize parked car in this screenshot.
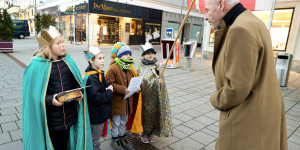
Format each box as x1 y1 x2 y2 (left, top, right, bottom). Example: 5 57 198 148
12 20 30 39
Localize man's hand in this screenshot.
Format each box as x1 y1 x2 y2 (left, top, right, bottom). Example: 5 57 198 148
158 78 162 84
52 94 63 106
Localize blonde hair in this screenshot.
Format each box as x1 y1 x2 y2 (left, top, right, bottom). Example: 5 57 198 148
34 35 67 59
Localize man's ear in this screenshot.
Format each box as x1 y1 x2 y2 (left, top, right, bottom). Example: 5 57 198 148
219 0 225 11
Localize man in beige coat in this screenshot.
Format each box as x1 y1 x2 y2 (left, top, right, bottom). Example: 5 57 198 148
205 0 288 149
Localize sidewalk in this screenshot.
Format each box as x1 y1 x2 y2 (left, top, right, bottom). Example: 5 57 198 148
0 41 299 149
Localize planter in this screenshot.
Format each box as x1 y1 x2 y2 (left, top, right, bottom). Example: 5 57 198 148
0 40 14 52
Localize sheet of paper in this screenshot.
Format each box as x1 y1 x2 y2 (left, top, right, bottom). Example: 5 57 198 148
124 76 143 99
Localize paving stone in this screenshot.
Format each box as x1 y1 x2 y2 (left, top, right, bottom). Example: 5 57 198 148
172 118 183 127
161 146 173 150
194 116 217 125
169 137 204 150
15 107 21 114
289 134 300 144
1 122 18 132
0 114 18 124
15 120 22 129
9 129 22 141
174 113 193 122
288 141 299 150
173 128 188 139
190 131 216 145
0 132 11 145
204 110 220 120
150 136 180 149
203 141 217 150
184 120 206 131
206 125 219 133
0 140 22 150
201 128 218 138
184 109 203 118
0 108 17 116
15 113 22 120
175 125 196 136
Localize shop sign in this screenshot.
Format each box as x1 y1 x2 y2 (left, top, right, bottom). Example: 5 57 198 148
89 0 162 21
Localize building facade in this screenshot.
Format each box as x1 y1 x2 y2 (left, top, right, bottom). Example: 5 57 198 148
36 0 204 45
202 0 300 71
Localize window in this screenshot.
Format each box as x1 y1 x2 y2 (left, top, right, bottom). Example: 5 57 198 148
167 22 180 39
253 9 294 51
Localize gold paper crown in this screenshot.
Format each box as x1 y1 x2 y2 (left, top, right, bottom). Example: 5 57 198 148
37 26 61 46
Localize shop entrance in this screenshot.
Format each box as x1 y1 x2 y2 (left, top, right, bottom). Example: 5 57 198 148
97 16 121 45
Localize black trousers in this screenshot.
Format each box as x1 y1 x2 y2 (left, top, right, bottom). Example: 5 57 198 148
49 128 70 150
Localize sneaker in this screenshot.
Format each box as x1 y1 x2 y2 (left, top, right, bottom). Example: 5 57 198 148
148 134 155 143
141 134 149 143
110 137 124 150
119 135 133 150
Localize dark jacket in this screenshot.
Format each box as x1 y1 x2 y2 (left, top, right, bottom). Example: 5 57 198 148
85 66 113 124
46 59 79 131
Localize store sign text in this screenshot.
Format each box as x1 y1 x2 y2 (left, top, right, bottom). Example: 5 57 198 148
93 3 131 14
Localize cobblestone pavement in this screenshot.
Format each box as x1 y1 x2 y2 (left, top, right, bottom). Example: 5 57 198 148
0 38 299 150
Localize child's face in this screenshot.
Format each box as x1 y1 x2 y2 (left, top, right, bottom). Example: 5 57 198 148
120 53 131 60
50 37 66 60
143 52 155 61
90 53 105 70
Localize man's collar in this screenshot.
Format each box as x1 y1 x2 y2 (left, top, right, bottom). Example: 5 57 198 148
222 3 246 26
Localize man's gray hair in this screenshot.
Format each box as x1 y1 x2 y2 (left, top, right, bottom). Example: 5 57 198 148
205 0 240 4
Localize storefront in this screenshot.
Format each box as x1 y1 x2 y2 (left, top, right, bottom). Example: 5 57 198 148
203 0 300 71
161 11 204 45
88 0 162 45
39 0 162 45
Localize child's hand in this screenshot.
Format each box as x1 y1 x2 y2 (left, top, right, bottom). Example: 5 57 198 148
158 78 162 84
135 88 141 93
107 85 114 92
125 89 130 95
75 91 83 105
52 94 63 106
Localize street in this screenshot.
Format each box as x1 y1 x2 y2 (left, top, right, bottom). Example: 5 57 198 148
0 37 299 150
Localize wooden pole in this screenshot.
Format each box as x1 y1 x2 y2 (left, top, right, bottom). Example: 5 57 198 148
160 0 196 78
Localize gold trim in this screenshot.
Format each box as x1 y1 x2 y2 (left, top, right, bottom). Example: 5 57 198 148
43 62 53 150
63 60 87 150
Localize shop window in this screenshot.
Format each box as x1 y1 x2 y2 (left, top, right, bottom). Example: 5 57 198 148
209 29 215 44
253 9 294 51
192 25 202 43
167 22 180 39
130 19 143 36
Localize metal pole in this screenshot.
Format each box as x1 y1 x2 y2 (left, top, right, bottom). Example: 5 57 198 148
160 0 196 78
268 0 276 31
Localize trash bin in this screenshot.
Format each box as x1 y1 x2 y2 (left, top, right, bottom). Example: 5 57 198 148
275 52 293 87
183 39 197 69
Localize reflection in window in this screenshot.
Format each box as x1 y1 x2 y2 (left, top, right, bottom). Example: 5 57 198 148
209 29 215 44
253 9 294 51
192 25 202 43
